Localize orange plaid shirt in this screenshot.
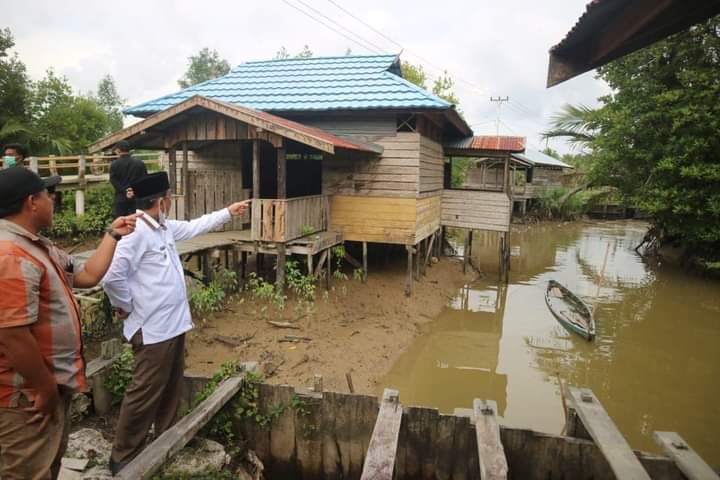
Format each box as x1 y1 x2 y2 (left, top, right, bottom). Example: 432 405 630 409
0 219 86 407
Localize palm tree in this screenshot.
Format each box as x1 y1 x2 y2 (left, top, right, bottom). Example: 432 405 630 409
0 118 71 155
541 104 598 151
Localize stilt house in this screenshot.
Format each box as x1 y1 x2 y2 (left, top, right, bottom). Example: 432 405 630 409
90 54 521 291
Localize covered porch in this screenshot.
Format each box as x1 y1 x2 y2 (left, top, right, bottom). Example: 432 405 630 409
89 95 381 287
441 135 526 282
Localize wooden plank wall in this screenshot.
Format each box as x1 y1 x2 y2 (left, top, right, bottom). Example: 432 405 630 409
178 378 686 480
323 132 420 198
186 170 248 230
329 196 417 244
441 190 511 232
419 135 444 193
415 195 441 243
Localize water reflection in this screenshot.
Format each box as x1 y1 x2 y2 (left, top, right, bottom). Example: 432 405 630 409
380 221 720 466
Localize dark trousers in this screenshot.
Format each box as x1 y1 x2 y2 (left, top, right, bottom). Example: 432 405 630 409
0 387 73 480
110 331 185 465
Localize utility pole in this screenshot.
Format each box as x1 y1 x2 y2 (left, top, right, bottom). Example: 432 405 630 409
490 96 509 136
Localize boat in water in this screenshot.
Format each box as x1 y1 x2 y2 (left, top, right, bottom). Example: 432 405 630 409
545 280 596 341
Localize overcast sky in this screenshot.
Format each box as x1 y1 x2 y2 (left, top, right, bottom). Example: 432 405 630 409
6 0 608 154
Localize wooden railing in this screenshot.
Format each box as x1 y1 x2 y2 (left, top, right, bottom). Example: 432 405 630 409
251 195 329 243
0 153 162 216
0 153 162 181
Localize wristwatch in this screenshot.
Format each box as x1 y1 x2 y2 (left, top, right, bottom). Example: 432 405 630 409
105 226 122 241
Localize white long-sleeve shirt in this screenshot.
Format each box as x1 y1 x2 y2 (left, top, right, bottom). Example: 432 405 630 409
102 208 231 345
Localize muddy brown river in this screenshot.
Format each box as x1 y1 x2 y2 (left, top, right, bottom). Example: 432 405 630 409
380 220 720 466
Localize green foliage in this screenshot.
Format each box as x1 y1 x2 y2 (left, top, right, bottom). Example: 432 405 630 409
178 48 230 88
450 157 470 188
104 345 134 405
543 17 720 258
285 259 316 302
300 225 316 236
537 187 592 220
0 29 125 155
432 70 460 106
246 272 286 310
401 61 428 89
274 45 314 60
188 270 239 316
189 282 226 315
331 246 348 281
192 362 312 453
353 268 364 282
541 104 598 151
46 185 114 239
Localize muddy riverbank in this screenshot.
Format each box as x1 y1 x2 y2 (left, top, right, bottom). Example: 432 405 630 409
185 255 476 394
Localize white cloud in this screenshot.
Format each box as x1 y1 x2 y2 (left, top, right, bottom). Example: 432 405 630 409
5 0 608 154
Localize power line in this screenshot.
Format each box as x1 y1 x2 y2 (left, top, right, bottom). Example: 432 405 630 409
279 0 385 55
490 96 509 136
324 0 486 95
292 0 388 54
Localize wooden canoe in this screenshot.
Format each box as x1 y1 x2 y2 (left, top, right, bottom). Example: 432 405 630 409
545 280 596 341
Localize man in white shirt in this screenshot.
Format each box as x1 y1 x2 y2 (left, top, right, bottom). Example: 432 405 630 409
102 171 248 474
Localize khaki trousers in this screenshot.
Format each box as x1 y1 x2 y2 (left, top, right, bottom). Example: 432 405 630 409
110 331 185 465
0 386 73 480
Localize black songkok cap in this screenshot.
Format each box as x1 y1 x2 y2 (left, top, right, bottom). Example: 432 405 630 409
130 172 170 200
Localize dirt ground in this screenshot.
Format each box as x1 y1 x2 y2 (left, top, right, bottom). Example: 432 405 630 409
185 255 476 395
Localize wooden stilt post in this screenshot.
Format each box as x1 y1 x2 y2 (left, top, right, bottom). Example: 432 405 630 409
326 248 332 290
464 232 470 274
307 253 314 277
182 141 189 220
498 233 504 282
414 241 421 281
424 231 436 269
405 246 413 296
276 245 286 291
75 154 86 216
468 230 474 267
277 147 286 199
362 241 368 283
241 251 247 279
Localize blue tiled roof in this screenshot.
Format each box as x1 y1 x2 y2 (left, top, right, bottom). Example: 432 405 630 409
125 54 453 116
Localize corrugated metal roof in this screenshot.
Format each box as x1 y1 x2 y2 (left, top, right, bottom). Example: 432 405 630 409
512 149 574 169
445 135 526 153
125 54 452 116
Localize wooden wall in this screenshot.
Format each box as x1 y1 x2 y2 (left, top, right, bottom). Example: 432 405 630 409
329 196 417 244
440 190 511 233
163 142 248 227
179 378 686 480
419 135 444 194
416 194 441 243
323 132 421 198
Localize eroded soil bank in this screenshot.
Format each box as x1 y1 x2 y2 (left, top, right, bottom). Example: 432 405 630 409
185 256 475 393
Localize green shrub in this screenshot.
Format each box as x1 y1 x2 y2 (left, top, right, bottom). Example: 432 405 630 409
46 185 114 239
104 345 134 404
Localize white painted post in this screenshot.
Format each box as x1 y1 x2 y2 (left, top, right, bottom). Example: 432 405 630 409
75 155 86 216
29 156 39 173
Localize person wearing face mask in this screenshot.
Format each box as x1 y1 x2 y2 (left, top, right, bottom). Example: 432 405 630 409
2 144 27 169
101 171 249 475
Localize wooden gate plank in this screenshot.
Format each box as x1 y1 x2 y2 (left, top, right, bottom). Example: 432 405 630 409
116 375 245 479
360 389 403 480
473 399 508 480
653 431 719 480
568 388 651 480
